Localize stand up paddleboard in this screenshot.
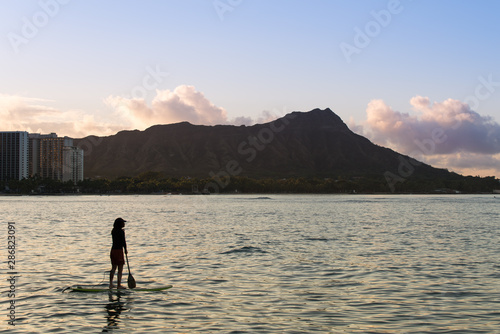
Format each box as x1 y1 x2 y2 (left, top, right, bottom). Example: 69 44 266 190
68 285 172 292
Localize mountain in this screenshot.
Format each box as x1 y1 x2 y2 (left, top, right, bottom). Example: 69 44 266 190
75 108 453 180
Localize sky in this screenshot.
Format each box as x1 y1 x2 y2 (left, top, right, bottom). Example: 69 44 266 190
1 0 500 178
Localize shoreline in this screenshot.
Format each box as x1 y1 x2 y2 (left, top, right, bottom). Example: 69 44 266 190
1 191 498 196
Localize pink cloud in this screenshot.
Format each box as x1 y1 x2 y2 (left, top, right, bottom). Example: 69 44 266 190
424 153 500 177
106 85 228 127
105 85 285 129
1 86 284 139
357 96 500 177
0 94 123 137
361 96 500 156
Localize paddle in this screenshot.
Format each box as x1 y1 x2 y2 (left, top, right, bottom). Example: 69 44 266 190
125 252 136 289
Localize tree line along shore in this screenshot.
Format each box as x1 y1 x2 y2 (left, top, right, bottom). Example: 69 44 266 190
2 172 499 195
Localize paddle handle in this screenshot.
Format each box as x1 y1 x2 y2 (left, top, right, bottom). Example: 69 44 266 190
125 251 131 273
125 251 137 289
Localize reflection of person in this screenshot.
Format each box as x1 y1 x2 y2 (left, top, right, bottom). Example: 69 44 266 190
104 293 127 331
109 218 128 289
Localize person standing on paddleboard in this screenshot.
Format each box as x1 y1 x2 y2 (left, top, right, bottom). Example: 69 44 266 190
109 217 128 289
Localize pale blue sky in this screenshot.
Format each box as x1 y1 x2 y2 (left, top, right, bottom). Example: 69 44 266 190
1 0 500 176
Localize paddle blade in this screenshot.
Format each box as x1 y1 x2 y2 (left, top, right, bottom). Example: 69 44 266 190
128 273 136 289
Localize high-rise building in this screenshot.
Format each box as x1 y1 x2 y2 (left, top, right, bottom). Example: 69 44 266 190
63 146 84 183
29 133 84 183
40 135 73 180
2 131 84 184
0 131 29 181
29 133 57 177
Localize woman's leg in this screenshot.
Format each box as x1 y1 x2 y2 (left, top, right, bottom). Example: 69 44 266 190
117 264 125 288
109 264 117 288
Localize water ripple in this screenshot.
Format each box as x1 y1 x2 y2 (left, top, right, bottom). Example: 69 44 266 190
1 194 499 333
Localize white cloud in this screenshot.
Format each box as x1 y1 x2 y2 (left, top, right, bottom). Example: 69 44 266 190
0 94 123 138
105 85 285 129
1 86 284 139
361 96 500 155
106 85 228 128
357 95 500 177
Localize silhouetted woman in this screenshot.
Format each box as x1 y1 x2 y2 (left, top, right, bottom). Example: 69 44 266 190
109 217 127 289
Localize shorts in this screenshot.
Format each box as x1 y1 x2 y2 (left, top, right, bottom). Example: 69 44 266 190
110 249 125 266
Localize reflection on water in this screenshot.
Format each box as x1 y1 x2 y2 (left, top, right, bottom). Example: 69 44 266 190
0 194 499 333
103 292 127 332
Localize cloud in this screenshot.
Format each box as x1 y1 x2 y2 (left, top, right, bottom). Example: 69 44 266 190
233 109 286 126
0 94 123 138
424 153 500 177
357 96 500 176
361 96 500 155
1 86 285 139
105 85 285 129
106 85 228 128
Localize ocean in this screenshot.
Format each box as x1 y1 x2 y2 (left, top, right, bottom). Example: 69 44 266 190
1 194 499 333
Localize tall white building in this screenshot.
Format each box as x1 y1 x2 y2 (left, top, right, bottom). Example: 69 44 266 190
0 131 29 181
63 146 84 183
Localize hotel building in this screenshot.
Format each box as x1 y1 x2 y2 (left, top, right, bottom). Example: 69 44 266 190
62 146 84 183
29 133 84 183
0 131 84 183
0 131 29 181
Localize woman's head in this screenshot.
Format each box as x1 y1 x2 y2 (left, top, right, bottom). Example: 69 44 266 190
113 217 126 229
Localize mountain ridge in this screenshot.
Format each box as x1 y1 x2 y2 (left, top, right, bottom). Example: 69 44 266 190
75 108 454 181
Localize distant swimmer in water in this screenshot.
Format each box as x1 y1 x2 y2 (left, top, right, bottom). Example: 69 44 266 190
109 217 128 289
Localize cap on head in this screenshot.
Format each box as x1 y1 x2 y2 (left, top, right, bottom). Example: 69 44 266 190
115 217 127 224
114 217 127 229
113 218 126 230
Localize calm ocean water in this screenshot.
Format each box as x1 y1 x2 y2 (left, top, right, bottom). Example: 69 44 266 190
1 194 499 333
